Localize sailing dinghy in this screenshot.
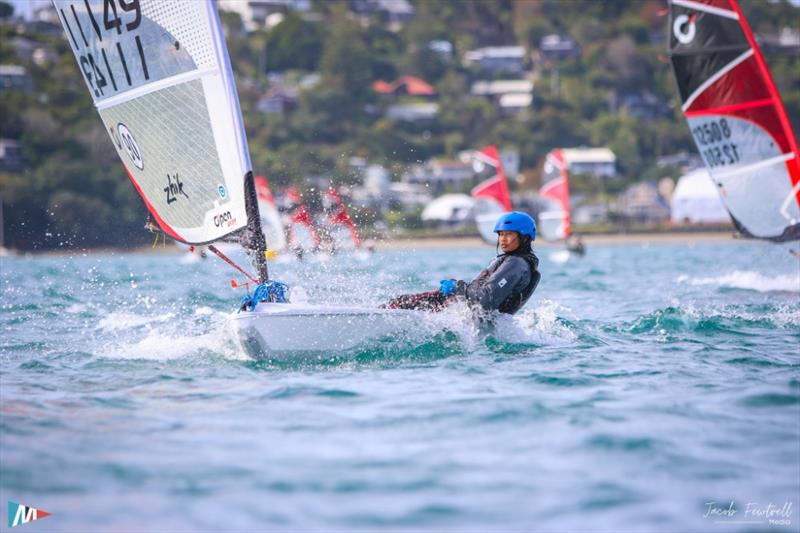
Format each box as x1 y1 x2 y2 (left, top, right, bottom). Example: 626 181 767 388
538 149 584 255
667 0 800 242
471 145 513 244
321 187 362 251
53 0 421 358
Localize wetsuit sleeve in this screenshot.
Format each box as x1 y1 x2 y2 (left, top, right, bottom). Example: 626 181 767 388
464 256 531 312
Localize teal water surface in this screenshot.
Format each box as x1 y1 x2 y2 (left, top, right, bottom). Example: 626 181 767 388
1 240 799 532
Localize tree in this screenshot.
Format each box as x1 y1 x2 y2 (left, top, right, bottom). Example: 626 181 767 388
264 13 323 72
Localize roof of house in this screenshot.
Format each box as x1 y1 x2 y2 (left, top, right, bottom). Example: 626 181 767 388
372 76 436 96
562 148 616 164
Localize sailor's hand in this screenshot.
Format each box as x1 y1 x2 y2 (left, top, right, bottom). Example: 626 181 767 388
439 279 457 295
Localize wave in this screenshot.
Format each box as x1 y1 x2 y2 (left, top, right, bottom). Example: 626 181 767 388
678 270 800 293
621 302 800 337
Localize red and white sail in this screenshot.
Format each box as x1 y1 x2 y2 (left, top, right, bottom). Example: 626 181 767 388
471 145 513 211
668 0 800 242
471 145 513 243
285 187 320 250
323 187 361 249
254 176 286 252
538 149 572 241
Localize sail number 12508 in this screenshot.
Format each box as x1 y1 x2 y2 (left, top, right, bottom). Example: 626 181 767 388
691 118 740 168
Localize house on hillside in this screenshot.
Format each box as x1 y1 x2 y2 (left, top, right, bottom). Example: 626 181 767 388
402 159 474 195
471 79 533 115
464 46 527 76
539 34 580 62
560 148 617 179
0 139 24 173
0 65 32 92
352 0 415 28
217 0 312 31
617 182 670 224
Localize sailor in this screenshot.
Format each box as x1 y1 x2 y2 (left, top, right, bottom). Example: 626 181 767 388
386 211 540 316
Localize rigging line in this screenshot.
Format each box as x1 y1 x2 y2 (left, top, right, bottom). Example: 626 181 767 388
208 244 259 285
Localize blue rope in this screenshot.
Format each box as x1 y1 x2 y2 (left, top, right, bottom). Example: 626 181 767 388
239 280 289 311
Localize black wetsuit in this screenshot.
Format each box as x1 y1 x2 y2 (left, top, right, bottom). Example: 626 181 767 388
386 250 540 315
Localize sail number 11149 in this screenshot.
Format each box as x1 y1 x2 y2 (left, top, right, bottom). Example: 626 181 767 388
691 118 740 168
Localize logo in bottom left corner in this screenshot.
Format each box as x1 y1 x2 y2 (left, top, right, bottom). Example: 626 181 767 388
7 501 51 528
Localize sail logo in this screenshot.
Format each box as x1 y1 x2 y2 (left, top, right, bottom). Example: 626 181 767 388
7 501 51 528
214 210 234 227
117 123 144 170
673 13 697 44
164 173 189 205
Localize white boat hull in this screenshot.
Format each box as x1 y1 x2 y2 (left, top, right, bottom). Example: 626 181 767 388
228 302 420 359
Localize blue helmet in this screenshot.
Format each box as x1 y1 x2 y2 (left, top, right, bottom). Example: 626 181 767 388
493 211 536 240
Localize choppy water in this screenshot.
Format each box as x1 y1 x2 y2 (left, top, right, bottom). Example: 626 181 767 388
1 240 799 532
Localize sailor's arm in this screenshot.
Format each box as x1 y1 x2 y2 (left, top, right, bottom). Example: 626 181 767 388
463 256 530 311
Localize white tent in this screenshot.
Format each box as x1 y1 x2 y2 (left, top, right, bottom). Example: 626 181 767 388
421 194 475 223
670 168 730 224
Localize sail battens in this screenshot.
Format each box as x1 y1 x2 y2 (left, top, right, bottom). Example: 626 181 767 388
681 49 753 112
95 67 217 111
780 180 800 223
684 98 772 117
671 0 738 20
707 153 795 180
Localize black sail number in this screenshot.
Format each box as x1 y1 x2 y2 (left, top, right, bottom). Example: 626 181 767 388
691 118 740 168
65 0 147 96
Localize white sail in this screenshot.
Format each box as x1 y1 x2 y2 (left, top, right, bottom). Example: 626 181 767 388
52 0 251 244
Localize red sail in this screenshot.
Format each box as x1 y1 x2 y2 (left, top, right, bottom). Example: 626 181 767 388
538 149 572 241
324 187 361 248
470 145 513 212
285 187 320 248
668 0 799 241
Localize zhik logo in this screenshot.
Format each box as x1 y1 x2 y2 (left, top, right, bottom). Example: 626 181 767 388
7 501 51 528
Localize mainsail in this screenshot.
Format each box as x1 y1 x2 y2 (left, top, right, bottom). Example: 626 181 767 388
323 187 361 249
255 176 287 252
667 0 800 242
471 145 512 243
538 149 571 241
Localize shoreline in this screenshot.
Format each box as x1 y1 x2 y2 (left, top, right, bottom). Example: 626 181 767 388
1 230 751 257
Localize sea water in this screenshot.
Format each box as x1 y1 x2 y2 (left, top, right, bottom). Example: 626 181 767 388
1 240 798 532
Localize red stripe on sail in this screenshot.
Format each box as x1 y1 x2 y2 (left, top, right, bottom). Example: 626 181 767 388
684 98 772 117
121 164 183 242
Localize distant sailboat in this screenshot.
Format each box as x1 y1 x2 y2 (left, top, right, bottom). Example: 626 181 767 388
322 187 362 250
284 186 320 253
538 149 584 256
471 145 513 244
667 0 800 242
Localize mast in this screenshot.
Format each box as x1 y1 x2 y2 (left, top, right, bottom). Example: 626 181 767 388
242 171 269 283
